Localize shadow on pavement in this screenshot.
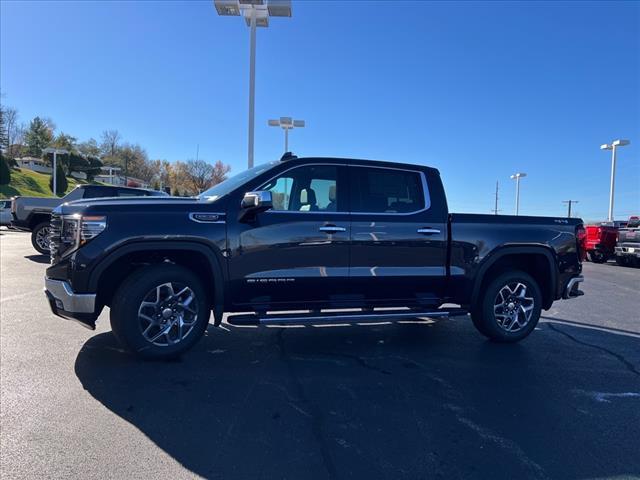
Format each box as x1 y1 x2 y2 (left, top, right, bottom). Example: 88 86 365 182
75 320 640 480
24 254 50 264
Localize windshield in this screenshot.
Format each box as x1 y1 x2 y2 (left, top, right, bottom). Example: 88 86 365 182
198 162 277 201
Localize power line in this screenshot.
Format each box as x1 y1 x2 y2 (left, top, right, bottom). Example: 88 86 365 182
562 200 579 218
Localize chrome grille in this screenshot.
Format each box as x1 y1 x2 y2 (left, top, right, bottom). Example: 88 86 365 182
49 214 77 264
49 213 62 263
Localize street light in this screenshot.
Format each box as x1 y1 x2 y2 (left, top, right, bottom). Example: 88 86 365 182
268 117 305 153
510 172 527 216
213 0 292 169
42 147 69 196
600 139 630 222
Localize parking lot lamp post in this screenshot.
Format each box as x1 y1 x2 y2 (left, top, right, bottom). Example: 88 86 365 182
510 172 527 216
600 139 630 222
42 147 69 196
213 0 292 169
268 117 305 153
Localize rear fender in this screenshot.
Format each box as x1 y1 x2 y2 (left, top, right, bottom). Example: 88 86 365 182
470 245 558 309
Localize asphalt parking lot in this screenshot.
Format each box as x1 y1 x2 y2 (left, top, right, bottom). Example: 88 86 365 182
1 228 639 480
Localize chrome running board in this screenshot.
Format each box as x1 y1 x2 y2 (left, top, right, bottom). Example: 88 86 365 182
226 308 467 326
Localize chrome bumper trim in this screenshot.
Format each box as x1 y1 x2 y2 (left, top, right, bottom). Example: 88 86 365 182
44 278 96 314
563 275 584 299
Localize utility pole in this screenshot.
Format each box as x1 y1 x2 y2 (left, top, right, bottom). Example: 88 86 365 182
562 200 579 218
492 181 500 215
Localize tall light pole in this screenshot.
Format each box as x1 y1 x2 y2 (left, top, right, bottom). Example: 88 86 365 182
600 139 630 222
213 0 292 169
42 147 69 196
510 172 527 216
268 117 305 153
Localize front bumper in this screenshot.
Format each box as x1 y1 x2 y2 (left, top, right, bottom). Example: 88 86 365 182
44 277 98 330
562 275 584 300
615 246 640 258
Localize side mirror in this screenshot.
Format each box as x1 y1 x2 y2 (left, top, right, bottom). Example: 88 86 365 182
240 191 272 221
241 191 273 210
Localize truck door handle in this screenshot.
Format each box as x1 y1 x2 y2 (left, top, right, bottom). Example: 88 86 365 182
417 228 441 235
319 225 346 234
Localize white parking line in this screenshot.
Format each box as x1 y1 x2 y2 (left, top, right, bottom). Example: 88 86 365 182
0 290 43 304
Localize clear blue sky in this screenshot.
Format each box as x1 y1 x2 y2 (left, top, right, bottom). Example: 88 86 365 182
1 0 638 220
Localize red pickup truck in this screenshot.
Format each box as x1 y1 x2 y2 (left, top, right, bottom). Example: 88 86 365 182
585 224 618 263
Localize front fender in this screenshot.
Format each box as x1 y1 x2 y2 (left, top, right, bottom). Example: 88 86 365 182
87 240 226 326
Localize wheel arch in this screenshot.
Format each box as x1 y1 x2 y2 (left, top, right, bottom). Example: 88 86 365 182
471 245 558 310
89 241 225 325
28 212 52 230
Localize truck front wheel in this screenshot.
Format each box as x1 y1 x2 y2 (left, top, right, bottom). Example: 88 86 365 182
110 264 210 359
471 270 542 342
31 222 51 254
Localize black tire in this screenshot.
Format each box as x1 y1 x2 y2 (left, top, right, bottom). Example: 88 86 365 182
589 251 607 263
615 255 630 267
470 270 542 343
30 222 51 254
110 263 210 359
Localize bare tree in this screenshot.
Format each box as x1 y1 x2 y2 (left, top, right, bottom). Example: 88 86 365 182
184 159 214 194
100 129 121 158
4 107 18 148
211 160 231 185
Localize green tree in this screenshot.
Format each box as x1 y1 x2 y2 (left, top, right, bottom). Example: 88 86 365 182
48 163 68 196
0 154 11 185
78 138 100 157
85 156 103 181
24 117 54 157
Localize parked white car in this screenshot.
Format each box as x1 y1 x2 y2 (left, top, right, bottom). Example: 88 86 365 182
0 199 12 226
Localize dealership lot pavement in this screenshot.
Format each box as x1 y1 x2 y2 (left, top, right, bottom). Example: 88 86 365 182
1 228 639 480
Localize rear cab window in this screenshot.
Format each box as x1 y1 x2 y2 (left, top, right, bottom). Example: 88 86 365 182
116 188 148 197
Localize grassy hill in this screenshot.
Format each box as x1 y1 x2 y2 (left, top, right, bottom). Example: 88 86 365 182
0 168 102 198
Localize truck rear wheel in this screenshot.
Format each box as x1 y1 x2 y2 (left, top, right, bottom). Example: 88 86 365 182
31 222 51 254
588 251 607 263
471 270 542 343
110 264 210 359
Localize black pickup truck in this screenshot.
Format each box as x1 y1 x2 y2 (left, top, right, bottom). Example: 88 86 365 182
44 155 586 358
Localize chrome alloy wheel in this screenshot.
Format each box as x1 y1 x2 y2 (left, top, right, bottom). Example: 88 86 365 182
493 282 535 333
36 226 51 251
137 282 199 347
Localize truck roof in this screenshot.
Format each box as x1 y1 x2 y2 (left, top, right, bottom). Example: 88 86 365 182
281 155 441 175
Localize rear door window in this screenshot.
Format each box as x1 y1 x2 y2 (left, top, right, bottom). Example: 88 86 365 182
350 167 427 213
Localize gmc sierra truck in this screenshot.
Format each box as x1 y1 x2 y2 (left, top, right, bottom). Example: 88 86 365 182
44 155 586 359
11 184 167 254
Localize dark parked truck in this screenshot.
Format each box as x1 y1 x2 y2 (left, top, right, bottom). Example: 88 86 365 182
11 184 168 254
615 216 640 266
44 156 586 358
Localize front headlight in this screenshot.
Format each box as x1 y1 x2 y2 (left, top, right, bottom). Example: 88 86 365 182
79 216 107 244
60 215 107 250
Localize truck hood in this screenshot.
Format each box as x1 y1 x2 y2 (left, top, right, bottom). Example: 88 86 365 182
56 195 217 216
64 195 199 208
13 195 62 205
